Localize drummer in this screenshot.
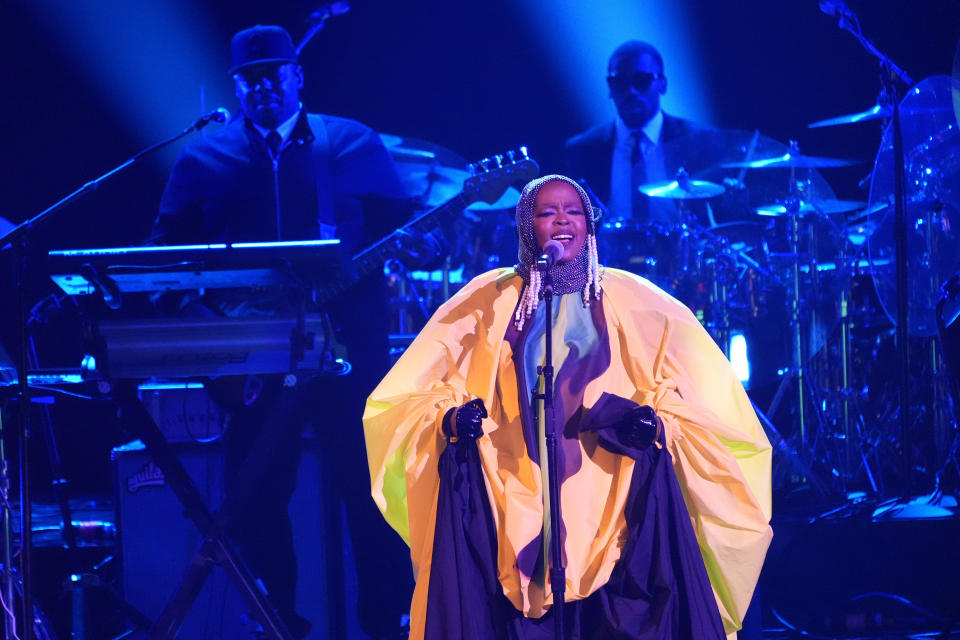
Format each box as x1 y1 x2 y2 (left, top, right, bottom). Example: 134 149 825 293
563 40 707 226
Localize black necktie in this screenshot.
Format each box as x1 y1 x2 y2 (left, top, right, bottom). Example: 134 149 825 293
630 131 648 221
265 130 282 156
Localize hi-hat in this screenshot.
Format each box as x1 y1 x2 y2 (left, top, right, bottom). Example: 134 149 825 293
722 153 857 169
754 199 866 217
638 168 725 199
808 104 892 128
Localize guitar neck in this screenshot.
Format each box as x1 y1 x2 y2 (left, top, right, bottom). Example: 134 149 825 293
355 193 471 270
317 192 472 304
316 150 538 305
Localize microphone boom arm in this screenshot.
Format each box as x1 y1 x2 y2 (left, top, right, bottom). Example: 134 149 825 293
823 1 912 86
296 2 351 56
0 109 228 248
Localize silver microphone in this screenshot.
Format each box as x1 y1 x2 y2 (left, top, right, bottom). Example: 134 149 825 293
537 239 564 270
192 107 231 130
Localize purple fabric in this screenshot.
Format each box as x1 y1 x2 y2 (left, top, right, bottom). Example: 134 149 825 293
424 394 727 639
584 394 727 639
425 439 509 640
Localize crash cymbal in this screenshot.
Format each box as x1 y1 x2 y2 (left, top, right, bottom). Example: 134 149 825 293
867 74 960 336
754 199 867 217
380 133 469 167
395 165 469 207
721 153 857 169
808 104 892 128
466 186 521 211
638 169 725 199
380 134 473 207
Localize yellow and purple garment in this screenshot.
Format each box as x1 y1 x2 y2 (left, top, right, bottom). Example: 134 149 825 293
363 267 772 639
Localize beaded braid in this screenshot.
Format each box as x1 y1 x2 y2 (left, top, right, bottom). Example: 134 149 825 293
583 233 602 306
514 268 541 331
513 175 603 331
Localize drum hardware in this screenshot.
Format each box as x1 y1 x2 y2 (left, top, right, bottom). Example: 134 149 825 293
862 76 960 496
755 141 873 494
935 274 960 492
385 257 433 335
625 128 900 496
607 168 744 352
808 102 893 128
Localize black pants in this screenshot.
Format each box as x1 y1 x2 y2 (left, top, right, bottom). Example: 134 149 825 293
217 350 414 638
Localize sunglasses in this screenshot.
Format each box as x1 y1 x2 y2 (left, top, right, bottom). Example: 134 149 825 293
233 63 297 90
606 71 662 93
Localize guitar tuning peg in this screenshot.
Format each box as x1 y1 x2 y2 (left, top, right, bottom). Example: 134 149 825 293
479 158 491 172
506 150 517 163
493 154 504 168
467 163 478 175
518 146 529 160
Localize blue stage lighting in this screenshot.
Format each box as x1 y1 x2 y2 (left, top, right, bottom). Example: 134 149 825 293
511 2 713 127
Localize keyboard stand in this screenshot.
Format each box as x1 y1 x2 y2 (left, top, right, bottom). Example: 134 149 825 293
113 381 294 640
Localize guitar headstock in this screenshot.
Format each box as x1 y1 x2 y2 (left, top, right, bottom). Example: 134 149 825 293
463 147 540 205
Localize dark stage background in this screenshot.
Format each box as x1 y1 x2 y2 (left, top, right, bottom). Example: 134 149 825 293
2 0 960 638
4 0 959 495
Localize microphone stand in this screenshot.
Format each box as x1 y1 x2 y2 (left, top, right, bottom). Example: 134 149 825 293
531 260 567 639
824 2 914 493
0 111 226 639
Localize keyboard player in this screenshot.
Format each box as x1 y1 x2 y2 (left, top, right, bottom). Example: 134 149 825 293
149 25 414 639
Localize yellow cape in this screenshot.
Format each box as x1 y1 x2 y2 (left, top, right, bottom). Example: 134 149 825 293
363 268 772 639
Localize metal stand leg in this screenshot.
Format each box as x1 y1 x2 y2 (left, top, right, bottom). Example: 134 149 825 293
113 383 293 640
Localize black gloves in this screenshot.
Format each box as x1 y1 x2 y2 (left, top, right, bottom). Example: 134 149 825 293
616 405 661 449
443 398 487 442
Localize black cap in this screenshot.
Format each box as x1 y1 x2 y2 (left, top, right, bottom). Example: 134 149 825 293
229 25 298 75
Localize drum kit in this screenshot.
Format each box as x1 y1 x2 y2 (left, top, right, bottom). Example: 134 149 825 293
380 72 960 499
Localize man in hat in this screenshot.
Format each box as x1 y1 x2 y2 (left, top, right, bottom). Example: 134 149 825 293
151 24 414 640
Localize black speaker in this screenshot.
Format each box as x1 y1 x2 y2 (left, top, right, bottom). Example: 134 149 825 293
113 436 357 639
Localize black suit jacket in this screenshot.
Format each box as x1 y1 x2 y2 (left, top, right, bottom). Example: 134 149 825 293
563 113 702 211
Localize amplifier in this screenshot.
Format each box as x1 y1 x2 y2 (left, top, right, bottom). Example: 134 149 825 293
113 437 352 639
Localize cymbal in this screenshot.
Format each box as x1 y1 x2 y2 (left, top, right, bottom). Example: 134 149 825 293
867 74 960 336
397 165 469 207
638 177 725 199
466 186 521 212
721 153 857 169
658 128 844 227
754 199 867 217
381 134 523 211
808 104 892 128
381 134 472 207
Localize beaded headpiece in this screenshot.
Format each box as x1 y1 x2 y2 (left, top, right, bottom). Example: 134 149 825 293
513 174 601 330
